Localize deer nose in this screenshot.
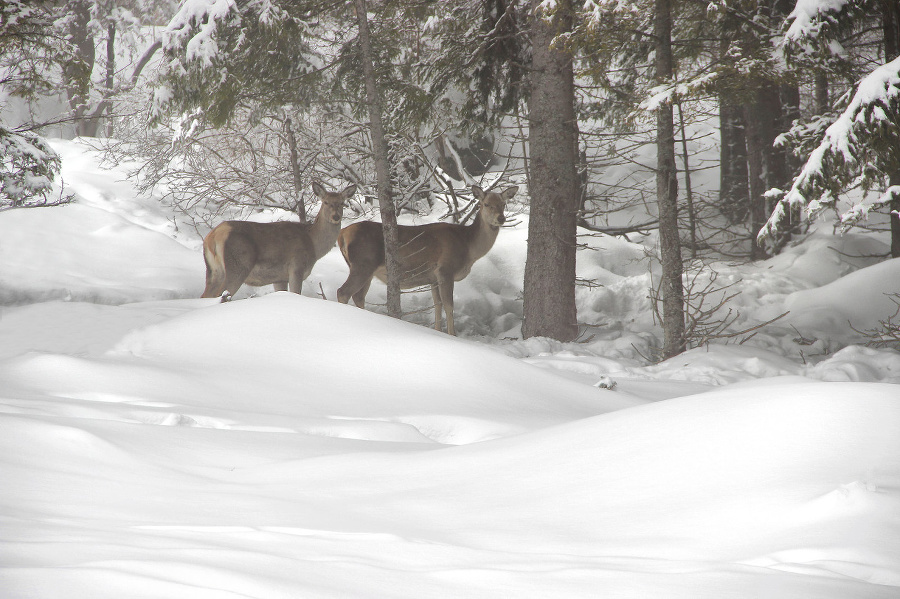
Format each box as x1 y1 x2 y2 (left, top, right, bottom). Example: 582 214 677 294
497 215 506 224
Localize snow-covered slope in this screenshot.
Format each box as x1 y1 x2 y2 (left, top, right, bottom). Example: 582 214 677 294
0 139 898 598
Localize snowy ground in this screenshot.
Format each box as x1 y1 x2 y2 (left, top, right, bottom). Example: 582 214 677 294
1 139 898 598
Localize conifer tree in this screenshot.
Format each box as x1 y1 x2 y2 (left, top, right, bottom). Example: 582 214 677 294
760 0 900 257
522 0 579 342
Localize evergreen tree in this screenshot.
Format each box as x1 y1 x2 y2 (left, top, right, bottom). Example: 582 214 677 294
760 0 900 258
522 0 579 342
0 0 68 209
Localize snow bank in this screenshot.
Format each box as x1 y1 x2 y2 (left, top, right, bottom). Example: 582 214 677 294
1 138 899 598
2 328 898 598
0 203 200 304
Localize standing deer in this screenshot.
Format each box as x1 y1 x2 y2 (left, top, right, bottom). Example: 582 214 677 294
201 181 356 299
336 184 517 335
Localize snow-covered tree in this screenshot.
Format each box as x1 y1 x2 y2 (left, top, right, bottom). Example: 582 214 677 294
1 1 67 209
573 0 688 355
760 0 900 257
0 127 65 210
759 56 900 245
151 0 320 127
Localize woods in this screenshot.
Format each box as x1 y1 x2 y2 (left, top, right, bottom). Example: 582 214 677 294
3 0 900 355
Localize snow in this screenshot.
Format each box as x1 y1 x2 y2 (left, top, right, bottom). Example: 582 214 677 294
760 56 900 239
1 139 899 598
164 0 236 66
785 0 851 43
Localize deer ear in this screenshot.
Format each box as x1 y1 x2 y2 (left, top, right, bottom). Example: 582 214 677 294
471 185 485 201
312 181 326 198
501 186 519 200
341 184 357 200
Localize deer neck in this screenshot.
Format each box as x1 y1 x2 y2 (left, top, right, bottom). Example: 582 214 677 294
309 211 342 259
466 209 500 262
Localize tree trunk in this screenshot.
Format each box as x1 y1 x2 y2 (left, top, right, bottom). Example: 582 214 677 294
719 98 750 225
355 0 402 318
64 0 95 137
655 0 686 359
778 83 802 242
102 24 115 137
676 101 697 259
284 116 306 223
522 0 578 342
814 72 829 114
744 83 782 260
883 0 900 257
743 100 767 260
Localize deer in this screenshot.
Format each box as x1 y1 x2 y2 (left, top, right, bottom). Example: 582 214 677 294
201 181 356 299
336 184 517 335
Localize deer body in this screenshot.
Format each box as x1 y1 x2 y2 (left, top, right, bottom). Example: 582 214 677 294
202 182 356 298
337 185 517 335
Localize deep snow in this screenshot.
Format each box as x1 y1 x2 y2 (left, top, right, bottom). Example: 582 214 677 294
0 139 898 598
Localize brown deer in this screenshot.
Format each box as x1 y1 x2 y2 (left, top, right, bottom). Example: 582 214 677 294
336 184 517 335
201 181 356 299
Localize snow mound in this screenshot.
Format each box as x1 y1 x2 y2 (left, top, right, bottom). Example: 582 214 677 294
0 203 200 304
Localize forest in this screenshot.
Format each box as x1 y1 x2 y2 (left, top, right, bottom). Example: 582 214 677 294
4 0 899 356
1 2 900 597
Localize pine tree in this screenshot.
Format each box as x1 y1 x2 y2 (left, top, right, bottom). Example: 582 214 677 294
760 0 900 258
0 1 68 209
522 0 579 342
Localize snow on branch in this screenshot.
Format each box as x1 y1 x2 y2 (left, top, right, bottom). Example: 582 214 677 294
579 0 641 24
0 127 67 210
639 73 718 112
784 0 850 42
781 0 857 61
164 0 237 66
759 56 900 243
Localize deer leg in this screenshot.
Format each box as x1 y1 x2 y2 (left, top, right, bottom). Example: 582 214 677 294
431 284 443 331
220 237 255 297
436 274 456 336
351 278 372 308
288 265 311 295
338 266 376 307
273 281 288 292
201 245 228 297
202 262 225 298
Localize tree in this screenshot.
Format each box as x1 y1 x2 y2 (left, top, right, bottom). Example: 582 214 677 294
0 0 68 209
760 0 900 257
653 0 686 357
522 0 579 342
151 0 319 127
0 127 66 210
144 0 326 223
354 0 401 319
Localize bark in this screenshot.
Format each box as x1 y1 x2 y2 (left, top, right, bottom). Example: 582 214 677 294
355 0 402 318
284 117 306 223
103 24 115 137
814 72 829 114
719 98 750 225
522 0 579 342
64 0 95 137
655 0 686 358
744 83 782 260
778 83 802 242
677 101 697 259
